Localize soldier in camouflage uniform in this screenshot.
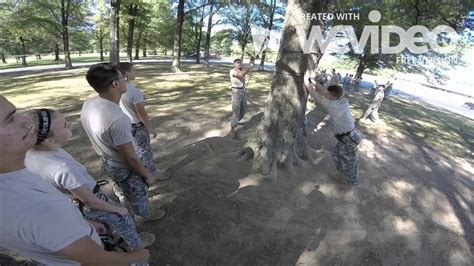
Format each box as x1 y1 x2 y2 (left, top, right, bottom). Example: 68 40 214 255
361 85 385 122
305 71 362 185
117 62 170 179
81 63 165 223
229 58 254 138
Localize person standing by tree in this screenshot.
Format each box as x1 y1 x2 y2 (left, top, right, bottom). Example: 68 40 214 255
81 63 165 222
360 85 385 122
229 58 254 138
304 71 363 185
117 63 171 181
370 80 379 97
329 68 340 86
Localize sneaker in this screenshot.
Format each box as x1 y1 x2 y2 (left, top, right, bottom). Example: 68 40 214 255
138 232 155 248
155 169 171 181
135 209 166 223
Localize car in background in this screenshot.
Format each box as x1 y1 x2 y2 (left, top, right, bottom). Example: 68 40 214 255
209 53 221 60
185 52 220 60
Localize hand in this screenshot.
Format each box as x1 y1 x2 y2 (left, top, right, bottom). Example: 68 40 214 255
150 130 157 139
88 220 107 234
130 249 150 263
144 175 157 186
116 206 129 216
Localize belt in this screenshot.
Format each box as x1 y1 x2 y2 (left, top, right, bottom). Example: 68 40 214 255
131 122 144 129
72 180 109 215
335 127 355 139
232 87 245 90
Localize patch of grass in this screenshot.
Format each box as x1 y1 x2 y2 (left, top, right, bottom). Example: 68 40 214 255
2 63 471 171
0 53 172 70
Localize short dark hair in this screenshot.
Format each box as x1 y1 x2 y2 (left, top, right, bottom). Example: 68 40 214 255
233 59 242 63
86 63 120 93
116 62 134 74
327 85 344 99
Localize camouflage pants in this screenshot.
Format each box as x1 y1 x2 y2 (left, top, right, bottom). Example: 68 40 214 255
332 128 362 184
231 89 247 129
101 159 150 218
132 123 156 173
83 193 142 248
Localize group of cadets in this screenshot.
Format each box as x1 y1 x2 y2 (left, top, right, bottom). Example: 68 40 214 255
0 59 395 264
0 63 164 265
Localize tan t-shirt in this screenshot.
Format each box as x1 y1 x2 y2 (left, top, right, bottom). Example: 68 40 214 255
81 96 136 167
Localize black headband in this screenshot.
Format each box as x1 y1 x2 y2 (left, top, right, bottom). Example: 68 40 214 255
36 109 51 144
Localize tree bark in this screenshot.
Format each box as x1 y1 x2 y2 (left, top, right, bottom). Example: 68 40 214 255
259 0 277 70
1 51 6 63
99 33 104 61
172 0 185 72
19 36 28 67
194 6 205 64
240 43 246 61
355 55 366 78
203 3 214 67
109 0 121 64
134 30 142 60
142 48 147 57
126 4 138 63
54 42 60 61
244 0 323 180
61 0 73 69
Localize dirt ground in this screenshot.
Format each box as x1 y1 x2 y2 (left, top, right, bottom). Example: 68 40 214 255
1 64 472 265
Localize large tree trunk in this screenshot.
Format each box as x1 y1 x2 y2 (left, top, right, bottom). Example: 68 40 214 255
259 0 277 70
244 0 323 180
61 0 73 70
203 2 214 67
1 51 6 63
194 7 205 64
126 4 138 62
19 37 28 67
172 0 185 72
54 42 60 61
109 0 121 64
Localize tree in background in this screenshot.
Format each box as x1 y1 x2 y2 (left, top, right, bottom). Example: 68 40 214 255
203 1 222 66
257 0 285 70
91 0 109 61
24 0 89 69
109 0 121 64
172 0 185 72
221 4 260 60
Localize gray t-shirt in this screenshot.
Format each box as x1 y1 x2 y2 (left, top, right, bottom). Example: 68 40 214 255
318 97 355 134
81 96 135 167
120 83 145 124
25 148 96 195
0 168 101 265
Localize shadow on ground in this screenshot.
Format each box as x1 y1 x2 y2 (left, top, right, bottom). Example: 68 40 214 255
1 65 472 265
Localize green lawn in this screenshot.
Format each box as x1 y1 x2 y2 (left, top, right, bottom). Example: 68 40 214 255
0 53 172 70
